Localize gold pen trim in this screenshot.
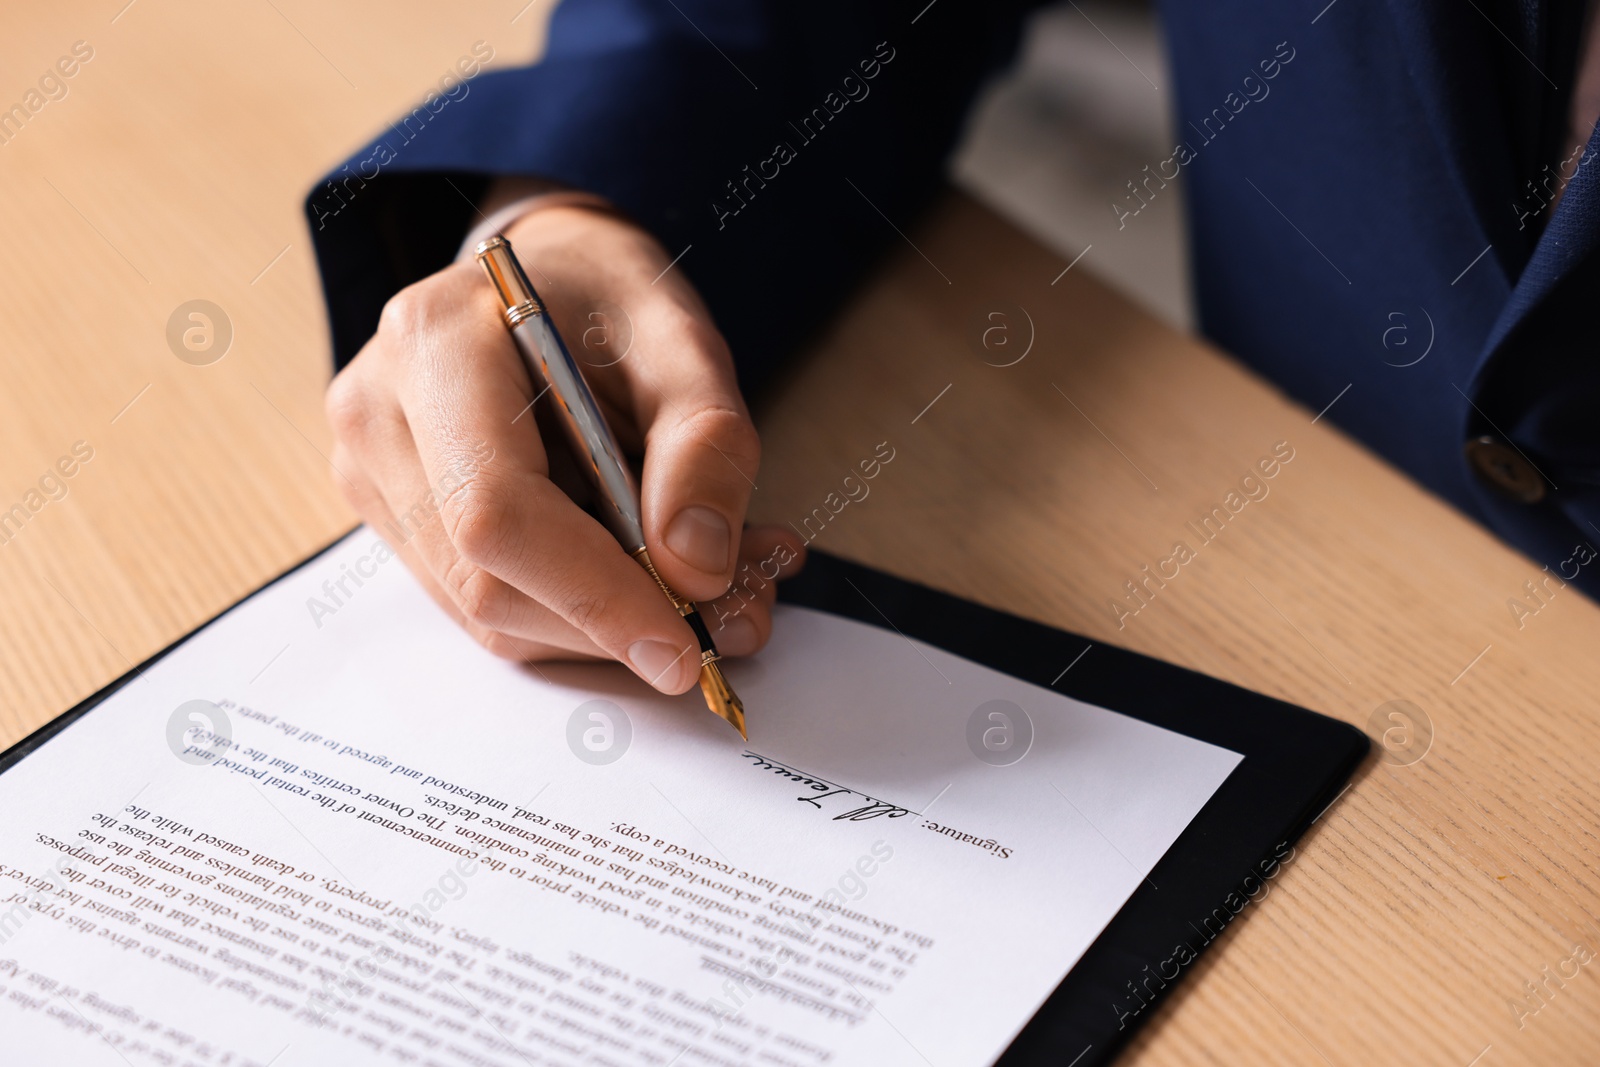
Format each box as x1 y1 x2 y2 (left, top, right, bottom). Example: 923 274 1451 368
632 547 747 740
504 302 542 327
475 237 544 326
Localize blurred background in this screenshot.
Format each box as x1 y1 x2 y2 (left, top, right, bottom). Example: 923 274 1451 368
957 0 1188 331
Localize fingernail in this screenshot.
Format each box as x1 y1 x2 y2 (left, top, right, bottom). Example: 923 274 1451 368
717 616 759 656
628 639 693 692
665 506 731 576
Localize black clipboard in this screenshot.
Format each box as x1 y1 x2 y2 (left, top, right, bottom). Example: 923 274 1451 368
1 538 1367 1065
778 551 1369 1066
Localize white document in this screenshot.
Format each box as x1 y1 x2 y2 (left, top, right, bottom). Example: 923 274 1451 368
0 531 1240 1067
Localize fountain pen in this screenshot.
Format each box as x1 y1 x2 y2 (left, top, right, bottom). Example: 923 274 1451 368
474 236 747 740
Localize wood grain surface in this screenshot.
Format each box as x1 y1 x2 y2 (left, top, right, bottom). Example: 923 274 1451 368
2 3 1597 1065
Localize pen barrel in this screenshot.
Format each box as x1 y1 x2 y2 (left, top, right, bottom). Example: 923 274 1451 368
476 236 645 552
506 314 647 553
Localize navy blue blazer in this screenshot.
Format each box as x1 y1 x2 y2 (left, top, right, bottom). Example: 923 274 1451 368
307 0 1600 600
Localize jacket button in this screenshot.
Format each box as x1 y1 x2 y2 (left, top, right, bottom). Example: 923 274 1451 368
1464 435 1546 503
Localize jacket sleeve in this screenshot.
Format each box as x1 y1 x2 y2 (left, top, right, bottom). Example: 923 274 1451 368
304 0 1036 396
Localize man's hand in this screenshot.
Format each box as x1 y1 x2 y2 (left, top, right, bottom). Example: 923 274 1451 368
324 201 805 694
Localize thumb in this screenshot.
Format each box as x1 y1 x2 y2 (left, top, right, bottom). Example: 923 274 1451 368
634 334 760 603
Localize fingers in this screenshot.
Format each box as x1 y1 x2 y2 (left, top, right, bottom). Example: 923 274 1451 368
328 372 593 663
324 203 790 695
702 525 808 657
634 322 761 603
499 206 762 604
397 268 706 693
332 440 562 663
331 267 703 694
348 269 580 649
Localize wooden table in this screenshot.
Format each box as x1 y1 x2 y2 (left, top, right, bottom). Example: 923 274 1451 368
3 3 1598 1064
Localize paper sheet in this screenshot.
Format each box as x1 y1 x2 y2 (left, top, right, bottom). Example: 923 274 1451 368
0 530 1241 1066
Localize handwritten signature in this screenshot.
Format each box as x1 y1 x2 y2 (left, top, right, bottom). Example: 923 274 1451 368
741 752 915 822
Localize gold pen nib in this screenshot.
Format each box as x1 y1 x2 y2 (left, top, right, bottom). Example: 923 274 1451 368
698 660 747 740
629 546 749 739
